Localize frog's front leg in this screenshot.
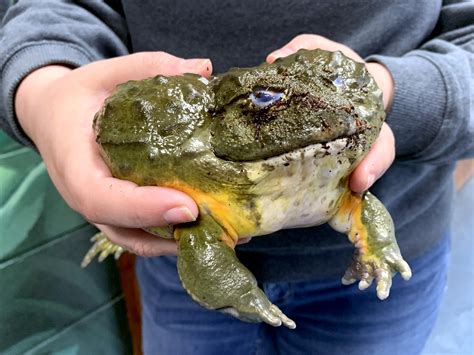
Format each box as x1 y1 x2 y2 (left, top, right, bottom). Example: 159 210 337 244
81 232 125 267
175 214 296 329
329 191 412 300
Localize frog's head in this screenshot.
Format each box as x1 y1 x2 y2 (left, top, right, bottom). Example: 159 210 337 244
210 49 384 162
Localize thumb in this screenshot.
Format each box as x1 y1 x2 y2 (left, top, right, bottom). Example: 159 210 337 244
349 123 395 192
78 51 213 91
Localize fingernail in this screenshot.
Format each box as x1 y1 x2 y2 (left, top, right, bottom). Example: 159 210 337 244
180 58 211 73
366 174 376 190
163 206 197 224
268 48 293 62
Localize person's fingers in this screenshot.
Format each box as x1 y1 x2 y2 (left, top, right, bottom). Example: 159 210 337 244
265 34 392 192
349 123 395 192
39 53 208 228
366 62 395 111
49 133 199 229
55 118 198 228
66 164 199 227
96 224 177 257
77 52 213 92
267 34 363 63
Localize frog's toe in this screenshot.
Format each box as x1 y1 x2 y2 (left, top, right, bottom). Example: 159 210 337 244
383 248 413 281
366 259 410 300
270 305 296 329
342 259 374 290
219 288 296 329
341 273 357 285
256 305 283 327
394 259 412 281
241 289 297 329
342 250 411 300
375 267 392 300
341 255 367 286
81 232 124 267
358 272 374 291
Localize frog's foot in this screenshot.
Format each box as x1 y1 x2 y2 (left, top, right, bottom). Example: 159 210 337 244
217 289 296 328
81 232 124 267
330 191 412 300
342 247 411 300
175 215 296 329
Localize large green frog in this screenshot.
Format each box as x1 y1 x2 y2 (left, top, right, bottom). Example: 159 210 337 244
82 49 412 329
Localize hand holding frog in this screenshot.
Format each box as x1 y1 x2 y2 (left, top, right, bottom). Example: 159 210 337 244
15 52 212 256
268 34 396 192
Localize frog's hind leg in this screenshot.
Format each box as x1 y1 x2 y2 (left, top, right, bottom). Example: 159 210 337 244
329 191 412 300
81 232 124 267
175 214 296 329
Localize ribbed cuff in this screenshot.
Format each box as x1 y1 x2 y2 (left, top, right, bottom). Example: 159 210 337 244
2 41 93 147
366 54 448 159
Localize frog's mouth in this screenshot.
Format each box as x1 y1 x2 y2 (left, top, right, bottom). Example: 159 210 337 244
244 136 355 165
209 92 363 162
210 115 362 163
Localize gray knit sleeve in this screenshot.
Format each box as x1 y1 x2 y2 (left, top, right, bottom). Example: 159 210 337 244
367 0 474 164
0 0 129 146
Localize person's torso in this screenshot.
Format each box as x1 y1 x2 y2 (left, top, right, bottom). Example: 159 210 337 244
119 0 442 72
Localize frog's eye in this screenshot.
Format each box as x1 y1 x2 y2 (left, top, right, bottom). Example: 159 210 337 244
250 90 284 108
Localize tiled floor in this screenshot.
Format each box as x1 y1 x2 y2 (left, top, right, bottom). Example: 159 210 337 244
423 178 474 355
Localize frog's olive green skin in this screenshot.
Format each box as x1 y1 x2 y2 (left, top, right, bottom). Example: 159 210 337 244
82 49 412 329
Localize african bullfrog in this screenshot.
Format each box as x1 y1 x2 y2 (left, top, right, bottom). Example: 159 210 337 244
82 49 412 329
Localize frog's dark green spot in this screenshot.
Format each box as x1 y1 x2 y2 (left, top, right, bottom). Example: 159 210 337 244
118 162 132 175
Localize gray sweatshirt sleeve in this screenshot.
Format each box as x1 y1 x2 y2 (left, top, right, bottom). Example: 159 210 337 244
367 0 474 164
0 0 129 146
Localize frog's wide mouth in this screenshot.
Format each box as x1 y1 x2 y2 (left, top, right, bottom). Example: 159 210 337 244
209 92 362 162
237 136 354 165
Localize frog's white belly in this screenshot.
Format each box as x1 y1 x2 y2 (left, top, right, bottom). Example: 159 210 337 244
245 140 352 236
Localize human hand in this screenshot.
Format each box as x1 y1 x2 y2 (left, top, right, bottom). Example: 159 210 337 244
15 52 212 257
267 34 395 192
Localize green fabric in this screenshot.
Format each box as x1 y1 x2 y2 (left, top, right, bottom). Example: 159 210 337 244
0 133 86 262
0 131 132 354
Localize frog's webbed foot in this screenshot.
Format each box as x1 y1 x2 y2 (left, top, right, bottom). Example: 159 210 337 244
342 247 411 300
330 191 412 300
176 215 296 329
81 232 124 267
218 289 296 328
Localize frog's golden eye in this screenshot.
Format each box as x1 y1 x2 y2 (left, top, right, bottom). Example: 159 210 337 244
250 90 284 108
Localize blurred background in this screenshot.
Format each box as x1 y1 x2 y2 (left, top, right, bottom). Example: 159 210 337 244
0 131 133 354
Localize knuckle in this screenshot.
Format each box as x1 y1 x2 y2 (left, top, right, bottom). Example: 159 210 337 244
296 33 320 43
129 240 158 257
289 34 325 52
129 210 149 228
390 149 396 163
295 33 312 41
138 51 169 71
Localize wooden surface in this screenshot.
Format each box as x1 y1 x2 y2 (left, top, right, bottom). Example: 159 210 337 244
117 254 142 355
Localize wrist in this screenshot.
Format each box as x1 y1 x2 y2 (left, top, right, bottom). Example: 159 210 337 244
15 65 72 143
366 62 394 112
